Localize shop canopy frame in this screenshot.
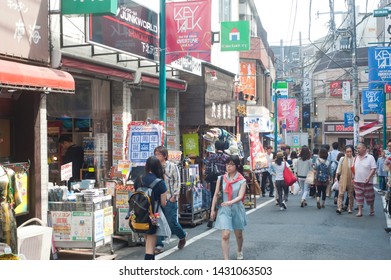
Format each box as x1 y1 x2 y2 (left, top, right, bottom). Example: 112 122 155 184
0 59 75 94
59 14 182 79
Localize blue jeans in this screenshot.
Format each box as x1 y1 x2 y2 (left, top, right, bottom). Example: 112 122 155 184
156 200 186 247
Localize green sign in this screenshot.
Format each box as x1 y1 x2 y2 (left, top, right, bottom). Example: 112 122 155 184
61 0 117 15
373 9 389 17
182 133 199 157
221 21 250 51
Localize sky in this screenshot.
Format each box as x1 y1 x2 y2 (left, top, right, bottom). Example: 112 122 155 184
255 0 379 46
135 0 379 46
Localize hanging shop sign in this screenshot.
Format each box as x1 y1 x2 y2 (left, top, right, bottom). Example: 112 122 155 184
277 98 296 119
166 0 211 64
302 77 312 104
361 89 384 114
61 0 117 15
89 0 159 61
249 123 267 170
344 112 354 128
125 121 164 167
368 47 391 90
221 21 250 51
170 55 202 76
243 116 271 133
0 0 49 62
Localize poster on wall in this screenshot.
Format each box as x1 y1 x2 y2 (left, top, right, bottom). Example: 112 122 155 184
14 170 29 215
239 61 256 100
126 121 164 166
182 133 199 157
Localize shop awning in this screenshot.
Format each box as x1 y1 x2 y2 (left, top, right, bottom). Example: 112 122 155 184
0 59 75 94
359 125 382 137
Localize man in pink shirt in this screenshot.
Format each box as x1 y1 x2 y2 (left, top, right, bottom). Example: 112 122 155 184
352 143 377 217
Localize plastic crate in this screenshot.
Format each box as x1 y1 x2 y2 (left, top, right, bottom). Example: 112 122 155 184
17 218 53 260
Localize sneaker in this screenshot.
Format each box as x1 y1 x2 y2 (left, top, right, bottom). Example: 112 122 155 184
237 251 243 260
178 232 188 249
282 201 287 209
154 246 164 255
207 220 213 228
280 207 285 211
317 201 321 209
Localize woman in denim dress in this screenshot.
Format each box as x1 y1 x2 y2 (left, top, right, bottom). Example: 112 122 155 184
210 155 247 260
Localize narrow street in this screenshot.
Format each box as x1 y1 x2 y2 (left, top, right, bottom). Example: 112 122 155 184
101 189 391 260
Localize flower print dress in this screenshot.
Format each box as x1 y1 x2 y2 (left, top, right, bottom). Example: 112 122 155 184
214 173 247 231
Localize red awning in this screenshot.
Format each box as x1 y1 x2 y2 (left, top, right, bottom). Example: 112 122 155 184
359 120 379 131
0 59 75 94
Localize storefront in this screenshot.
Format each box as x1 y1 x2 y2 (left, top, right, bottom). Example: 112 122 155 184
0 0 75 228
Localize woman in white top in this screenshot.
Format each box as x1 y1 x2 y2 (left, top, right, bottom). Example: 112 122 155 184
271 152 290 211
295 146 313 207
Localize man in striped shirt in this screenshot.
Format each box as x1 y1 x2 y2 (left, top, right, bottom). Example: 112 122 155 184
154 146 187 254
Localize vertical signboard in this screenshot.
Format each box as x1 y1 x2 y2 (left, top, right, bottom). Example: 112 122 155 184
221 21 250 51
0 0 49 62
239 61 256 100
89 0 159 61
302 77 312 104
166 0 211 63
302 103 311 130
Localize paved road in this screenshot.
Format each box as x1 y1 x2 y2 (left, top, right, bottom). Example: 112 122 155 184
64 188 391 260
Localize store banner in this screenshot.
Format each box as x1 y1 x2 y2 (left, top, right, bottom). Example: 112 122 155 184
302 78 312 104
368 47 391 90
239 61 257 100
89 0 159 61
166 0 211 64
243 116 271 133
61 0 117 15
344 112 354 128
362 89 384 114
277 98 296 119
182 134 200 157
302 103 311 130
221 21 250 51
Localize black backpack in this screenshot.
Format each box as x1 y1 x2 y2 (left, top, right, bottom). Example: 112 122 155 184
128 178 162 234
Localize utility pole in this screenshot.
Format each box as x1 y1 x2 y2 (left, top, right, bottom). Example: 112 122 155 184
349 0 360 147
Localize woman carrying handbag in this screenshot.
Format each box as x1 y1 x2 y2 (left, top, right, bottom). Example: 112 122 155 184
271 152 291 211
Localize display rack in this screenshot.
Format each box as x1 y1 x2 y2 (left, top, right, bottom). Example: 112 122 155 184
48 195 114 260
102 178 144 247
178 181 208 226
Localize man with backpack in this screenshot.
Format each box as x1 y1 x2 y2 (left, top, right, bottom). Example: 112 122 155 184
153 146 187 254
204 140 229 228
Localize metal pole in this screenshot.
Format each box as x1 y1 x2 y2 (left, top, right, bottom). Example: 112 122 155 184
274 79 278 152
159 0 167 144
350 0 360 147
384 90 387 150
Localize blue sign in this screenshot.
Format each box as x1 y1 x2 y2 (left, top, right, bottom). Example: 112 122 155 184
361 90 384 114
344 112 354 127
368 47 391 89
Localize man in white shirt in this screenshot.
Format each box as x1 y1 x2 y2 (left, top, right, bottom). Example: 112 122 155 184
353 143 377 217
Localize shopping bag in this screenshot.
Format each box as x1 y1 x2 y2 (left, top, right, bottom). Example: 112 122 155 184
292 182 300 195
305 170 315 185
331 180 339 191
283 164 297 186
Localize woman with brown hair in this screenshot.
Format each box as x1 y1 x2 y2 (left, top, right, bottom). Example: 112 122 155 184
336 145 355 214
